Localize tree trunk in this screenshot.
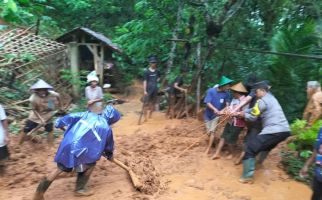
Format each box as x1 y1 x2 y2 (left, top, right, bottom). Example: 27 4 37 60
162 0 184 87
195 42 202 114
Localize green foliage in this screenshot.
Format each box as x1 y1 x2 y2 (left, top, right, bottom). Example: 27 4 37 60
289 119 322 152
69 97 87 113
59 69 88 88
9 122 20 135
103 93 113 102
281 151 313 184
1 0 321 122
267 20 320 121
282 119 322 183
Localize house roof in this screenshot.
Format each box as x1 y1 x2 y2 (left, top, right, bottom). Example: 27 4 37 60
0 28 66 67
56 27 121 53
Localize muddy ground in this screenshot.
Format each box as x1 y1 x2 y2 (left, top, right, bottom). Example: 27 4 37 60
0 84 312 200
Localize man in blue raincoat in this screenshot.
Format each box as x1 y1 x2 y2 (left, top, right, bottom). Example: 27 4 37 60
33 105 121 200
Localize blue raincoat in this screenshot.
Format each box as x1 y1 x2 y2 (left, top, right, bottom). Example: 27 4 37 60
54 105 121 169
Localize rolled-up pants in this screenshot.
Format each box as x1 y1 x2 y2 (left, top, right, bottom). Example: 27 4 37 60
244 132 290 160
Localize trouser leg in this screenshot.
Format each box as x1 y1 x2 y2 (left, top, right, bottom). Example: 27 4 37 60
33 168 63 200
257 150 270 165
311 177 322 200
47 131 54 146
241 132 290 183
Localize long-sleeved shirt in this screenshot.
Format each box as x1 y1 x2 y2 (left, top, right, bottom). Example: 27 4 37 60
28 91 60 123
245 92 290 135
303 91 322 126
54 105 120 168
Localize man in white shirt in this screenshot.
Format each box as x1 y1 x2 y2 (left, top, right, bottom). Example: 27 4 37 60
0 104 10 175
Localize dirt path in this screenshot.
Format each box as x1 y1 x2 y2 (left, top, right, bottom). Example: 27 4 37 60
0 83 312 200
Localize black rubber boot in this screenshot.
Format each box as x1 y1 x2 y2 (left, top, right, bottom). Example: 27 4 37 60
75 169 94 196
33 178 52 200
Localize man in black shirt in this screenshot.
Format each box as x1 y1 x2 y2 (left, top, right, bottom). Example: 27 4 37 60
143 55 161 121
167 67 188 118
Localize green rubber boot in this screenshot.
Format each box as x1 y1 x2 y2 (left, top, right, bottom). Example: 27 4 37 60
75 169 94 197
33 178 52 200
239 158 255 184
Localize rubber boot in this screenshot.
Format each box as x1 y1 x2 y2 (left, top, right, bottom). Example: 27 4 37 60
33 178 52 200
47 131 54 146
239 158 255 184
256 151 269 169
74 169 94 196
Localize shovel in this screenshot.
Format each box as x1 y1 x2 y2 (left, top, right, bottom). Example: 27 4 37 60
110 158 143 190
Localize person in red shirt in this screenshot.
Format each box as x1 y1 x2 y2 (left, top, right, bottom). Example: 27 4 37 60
211 82 248 160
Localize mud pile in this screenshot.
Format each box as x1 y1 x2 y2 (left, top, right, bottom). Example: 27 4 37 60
123 154 164 194
1 139 57 189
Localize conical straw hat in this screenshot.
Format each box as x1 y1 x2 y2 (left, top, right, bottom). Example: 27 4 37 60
30 79 53 90
230 82 248 93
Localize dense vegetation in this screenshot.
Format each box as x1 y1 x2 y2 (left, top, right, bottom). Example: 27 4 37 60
1 0 321 121
1 0 322 184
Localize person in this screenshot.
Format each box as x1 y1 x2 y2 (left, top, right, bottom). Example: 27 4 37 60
204 76 233 154
230 75 265 165
32 105 120 200
211 82 248 160
303 81 322 127
143 55 161 122
0 104 9 175
19 79 62 145
85 71 104 113
236 81 290 183
300 127 322 200
167 67 188 119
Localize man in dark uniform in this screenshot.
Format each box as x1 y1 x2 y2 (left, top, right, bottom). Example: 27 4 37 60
143 55 161 122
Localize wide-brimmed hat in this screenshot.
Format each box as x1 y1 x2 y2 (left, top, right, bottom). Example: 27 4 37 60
30 79 53 90
218 76 234 87
148 55 158 63
230 82 248 93
252 80 270 90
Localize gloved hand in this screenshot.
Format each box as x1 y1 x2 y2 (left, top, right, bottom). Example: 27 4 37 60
103 151 114 161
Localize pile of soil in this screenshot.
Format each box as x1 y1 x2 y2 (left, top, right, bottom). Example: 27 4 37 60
1 139 56 189
123 154 165 194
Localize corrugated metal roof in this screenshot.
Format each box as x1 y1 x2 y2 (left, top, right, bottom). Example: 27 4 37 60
57 27 122 53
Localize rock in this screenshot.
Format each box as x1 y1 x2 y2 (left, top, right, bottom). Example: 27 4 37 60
184 179 204 190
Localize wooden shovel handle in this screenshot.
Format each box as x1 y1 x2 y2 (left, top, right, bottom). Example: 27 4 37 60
111 158 143 190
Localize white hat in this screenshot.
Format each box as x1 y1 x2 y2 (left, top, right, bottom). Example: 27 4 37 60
87 76 99 83
307 81 320 88
30 79 53 90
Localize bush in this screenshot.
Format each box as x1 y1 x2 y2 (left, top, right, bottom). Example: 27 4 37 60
288 119 322 153
281 119 322 184
281 151 314 184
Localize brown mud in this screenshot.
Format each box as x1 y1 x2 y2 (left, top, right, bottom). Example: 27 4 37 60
0 82 312 200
